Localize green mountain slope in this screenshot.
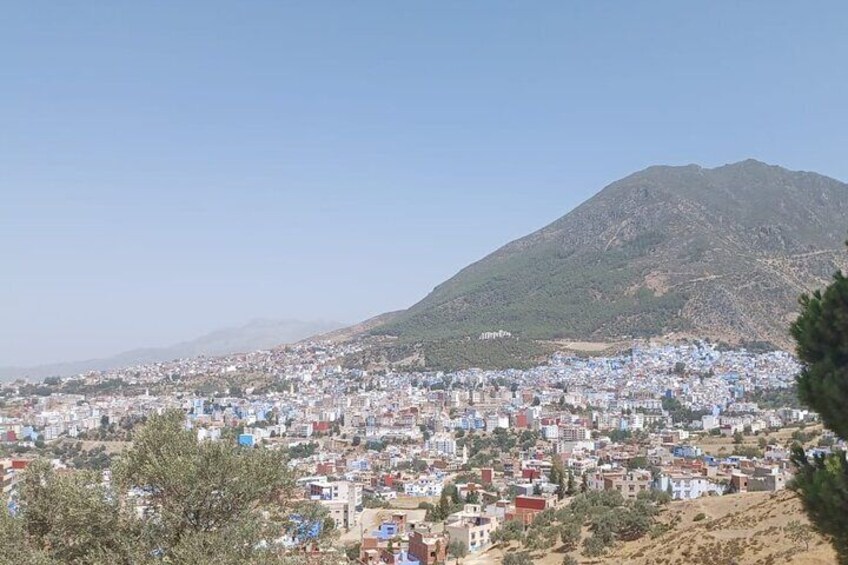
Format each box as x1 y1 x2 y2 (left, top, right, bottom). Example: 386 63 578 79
375 160 848 350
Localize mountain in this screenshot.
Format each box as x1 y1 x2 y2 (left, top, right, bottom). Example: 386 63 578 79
374 160 848 352
0 318 342 380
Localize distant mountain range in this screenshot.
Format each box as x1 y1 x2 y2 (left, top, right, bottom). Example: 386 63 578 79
372 159 848 356
0 318 342 381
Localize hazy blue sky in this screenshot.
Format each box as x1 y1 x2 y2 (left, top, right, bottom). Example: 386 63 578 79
2 2 847 366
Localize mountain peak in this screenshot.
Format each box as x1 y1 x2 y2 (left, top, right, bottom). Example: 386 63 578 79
373 160 848 366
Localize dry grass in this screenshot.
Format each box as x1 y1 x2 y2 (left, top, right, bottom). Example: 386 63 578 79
462 490 835 564
696 424 823 457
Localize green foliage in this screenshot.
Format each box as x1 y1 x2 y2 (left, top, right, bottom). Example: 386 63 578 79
625 456 650 470
790 263 848 563
0 410 325 564
0 507 53 565
745 386 803 410
15 459 136 563
523 522 558 552
549 460 567 500
693 512 706 522
559 519 581 550
447 539 467 560
661 396 709 425
732 445 764 459
491 519 525 544
287 442 318 459
492 488 664 560
636 489 671 506
502 550 534 565
422 338 552 371
607 429 632 443
376 227 688 347
785 520 814 551
427 485 463 522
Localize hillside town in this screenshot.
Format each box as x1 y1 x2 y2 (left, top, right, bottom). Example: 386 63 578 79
0 339 831 562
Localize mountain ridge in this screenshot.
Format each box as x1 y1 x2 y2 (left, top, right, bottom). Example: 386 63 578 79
0 318 343 381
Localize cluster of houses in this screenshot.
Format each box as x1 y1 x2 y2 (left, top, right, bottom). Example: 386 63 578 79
0 339 836 561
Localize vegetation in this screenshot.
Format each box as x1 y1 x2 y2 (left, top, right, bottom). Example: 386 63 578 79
661 396 709 425
287 442 319 459
490 489 669 559
0 410 331 564
790 258 848 563
502 551 534 565
423 337 552 371
785 520 814 551
424 484 464 522
745 385 803 410
447 539 467 562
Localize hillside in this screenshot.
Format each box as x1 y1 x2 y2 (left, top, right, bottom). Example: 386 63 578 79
465 490 835 564
0 318 342 380
375 160 848 352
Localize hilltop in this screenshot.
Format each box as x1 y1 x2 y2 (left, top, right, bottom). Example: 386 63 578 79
372 160 848 362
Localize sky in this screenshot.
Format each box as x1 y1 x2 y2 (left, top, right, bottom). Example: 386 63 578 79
2 2 847 366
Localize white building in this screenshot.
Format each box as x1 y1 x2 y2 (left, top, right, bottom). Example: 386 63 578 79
426 433 457 457
654 472 724 500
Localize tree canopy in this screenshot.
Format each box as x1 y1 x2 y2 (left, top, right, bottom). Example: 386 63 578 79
790 263 848 563
0 410 331 564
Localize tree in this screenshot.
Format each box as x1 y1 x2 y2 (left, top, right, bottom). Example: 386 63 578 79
626 456 649 470
491 519 524 544
566 469 576 496
616 506 652 541
789 264 848 562
785 520 814 551
445 483 462 505
581 472 589 493
432 488 454 522
13 459 136 563
447 539 467 563
582 533 609 558
732 431 744 444
550 460 566 501
0 507 53 565
503 551 533 565
2 409 329 564
560 520 581 550
524 524 557 551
